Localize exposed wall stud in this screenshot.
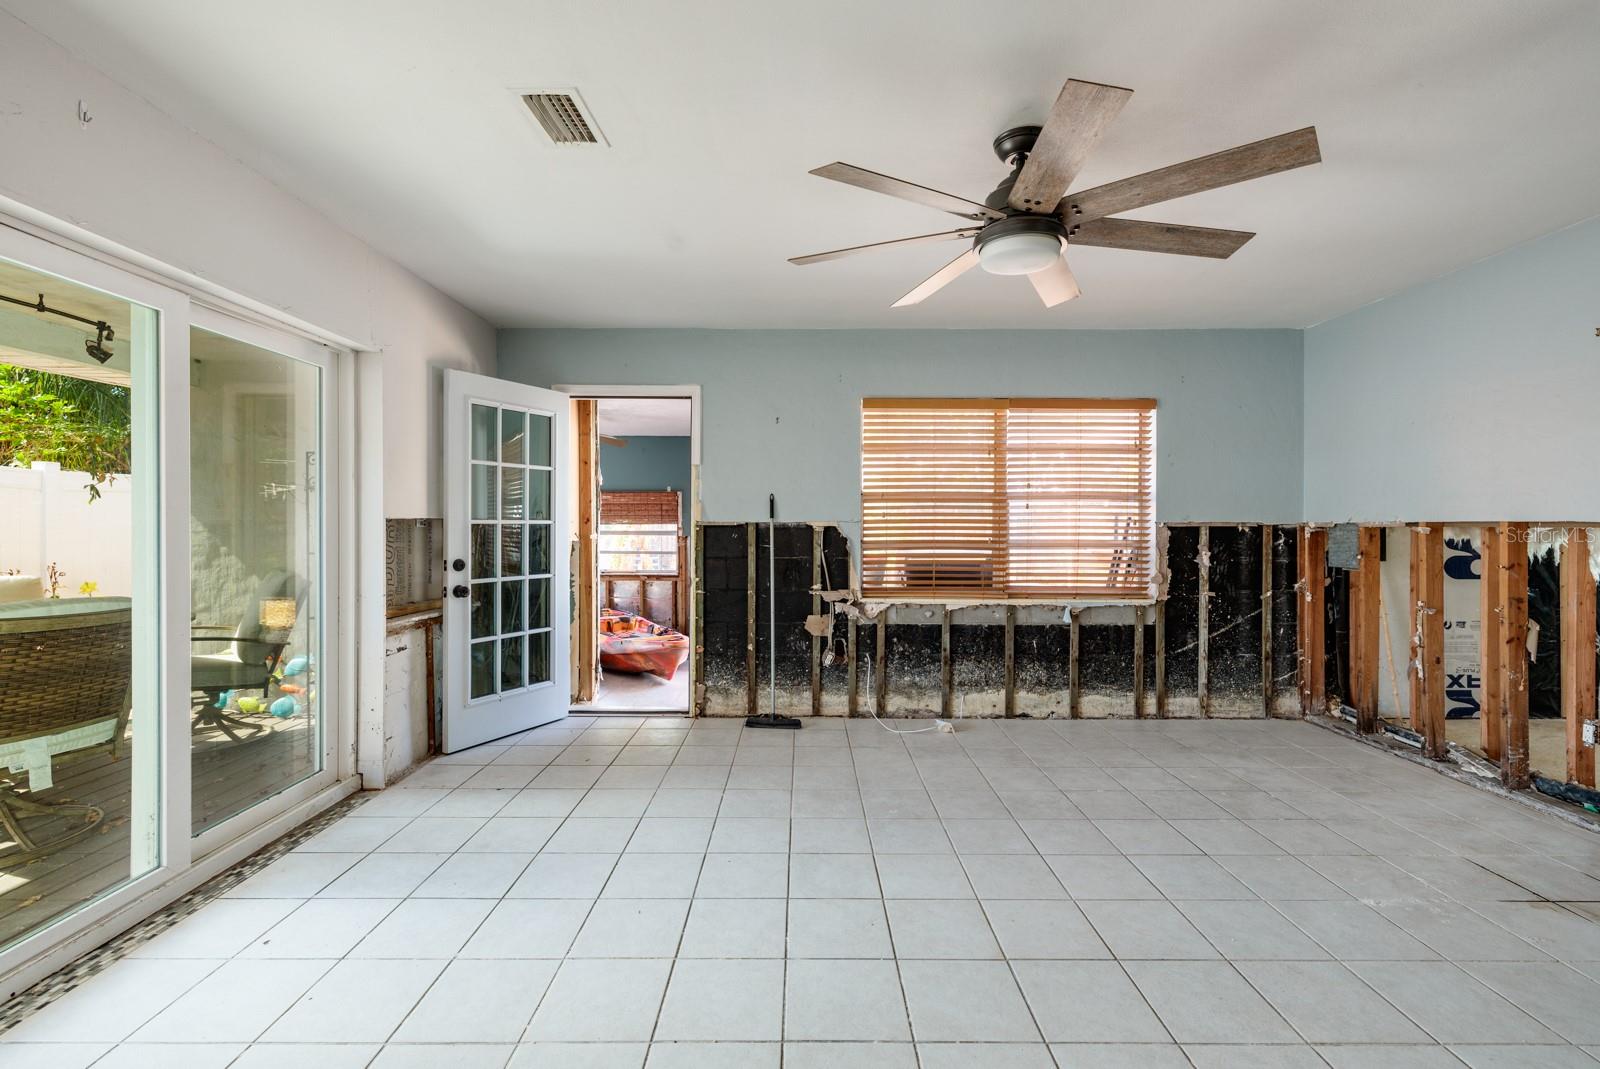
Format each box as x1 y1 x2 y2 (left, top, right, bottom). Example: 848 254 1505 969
1478 525 1503 760
1068 609 1082 718
575 399 599 703
1003 606 1016 717
1197 526 1211 718
940 607 952 717
1261 525 1274 714
846 615 858 716
1298 526 1328 716
1353 526 1382 733
745 522 757 716
1155 601 1168 718
1413 524 1447 760
875 618 887 716
1133 605 1146 717
1501 523 1531 789
694 523 706 716
811 525 822 716
1408 529 1422 732
1561 527 1597 787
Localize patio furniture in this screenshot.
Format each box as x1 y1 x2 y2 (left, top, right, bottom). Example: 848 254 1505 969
0 597 132 861
191 571 303 741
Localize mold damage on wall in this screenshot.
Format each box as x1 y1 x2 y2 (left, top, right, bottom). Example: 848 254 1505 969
694 521 1300 720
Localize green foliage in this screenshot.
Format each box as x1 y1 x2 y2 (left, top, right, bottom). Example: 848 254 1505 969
0 366 131 499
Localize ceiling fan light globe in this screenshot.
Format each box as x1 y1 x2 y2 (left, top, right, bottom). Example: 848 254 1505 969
977 232 1062 276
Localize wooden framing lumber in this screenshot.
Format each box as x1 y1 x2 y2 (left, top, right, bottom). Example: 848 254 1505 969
1352 526 1382 733
574 399 599 703
1411 524 1447 760
1561 527 1597 787
1298 526 1327 715
846 615 858 716
745 522 757 716
875 618 887 715
940 608 952 717
1154 600 1167 718
694 523 706 715
1133 605 1146 717
1198 526 1211 718
811 525 822 716
1069 609 1081 718
1478 525 1503 761
1500 523 1531 789
1261 525 1274 715
1003 606 1016 717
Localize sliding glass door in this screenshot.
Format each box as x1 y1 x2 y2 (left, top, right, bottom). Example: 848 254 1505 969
0 222 345 981
188 316 336 841
0 248 164 954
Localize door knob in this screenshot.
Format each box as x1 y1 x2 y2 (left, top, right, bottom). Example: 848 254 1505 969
451 584 469 599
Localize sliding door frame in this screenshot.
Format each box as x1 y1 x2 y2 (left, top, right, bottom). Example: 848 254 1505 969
0 216 360 996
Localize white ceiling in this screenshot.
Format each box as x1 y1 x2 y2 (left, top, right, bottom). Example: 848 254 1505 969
6 0 1599 329
596 397 691 438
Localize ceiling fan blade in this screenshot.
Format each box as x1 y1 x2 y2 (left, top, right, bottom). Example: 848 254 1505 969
1060 126 1320 223
1068 217 1255 258
891 248 980 308
600 435 627 448
810 163 1003 222
1027 254 1081 308
1009 79 1133 213
789 228 981 266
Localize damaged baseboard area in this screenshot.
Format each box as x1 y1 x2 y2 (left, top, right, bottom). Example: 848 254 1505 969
1312 707 1600 835
695 520 1304 721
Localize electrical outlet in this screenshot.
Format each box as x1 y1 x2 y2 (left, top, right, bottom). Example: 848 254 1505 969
1584 720 1598 748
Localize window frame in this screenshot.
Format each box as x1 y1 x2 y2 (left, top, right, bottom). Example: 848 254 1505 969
598 490 682 577
859 396 1157 605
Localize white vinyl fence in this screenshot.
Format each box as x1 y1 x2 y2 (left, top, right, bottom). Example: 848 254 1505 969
0 462 133 597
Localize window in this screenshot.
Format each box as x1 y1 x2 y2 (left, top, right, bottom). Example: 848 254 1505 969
599 490 681 575
860 398 1155 600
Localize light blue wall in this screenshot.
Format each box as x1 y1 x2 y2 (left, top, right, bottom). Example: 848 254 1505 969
499 329 1305 529
599 436 692 530
1304 216 1600 522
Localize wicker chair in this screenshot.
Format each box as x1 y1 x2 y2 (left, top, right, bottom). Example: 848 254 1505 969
0 598 133 861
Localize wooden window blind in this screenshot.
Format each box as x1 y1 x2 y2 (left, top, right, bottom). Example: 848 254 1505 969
600 491 680 529
861 398 1155 600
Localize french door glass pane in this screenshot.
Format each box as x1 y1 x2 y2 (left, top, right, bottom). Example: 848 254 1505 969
527 413 551 466
470 640 495 699
471 404 497 462
0 256 160 949
529 631 551 685
189 326 324 836
461 401 558 701
501 409 525 465
529 578 550 628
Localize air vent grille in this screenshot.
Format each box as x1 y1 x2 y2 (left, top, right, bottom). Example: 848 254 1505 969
521 92 602 145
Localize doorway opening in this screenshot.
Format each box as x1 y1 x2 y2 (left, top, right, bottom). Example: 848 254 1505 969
569 393 696 715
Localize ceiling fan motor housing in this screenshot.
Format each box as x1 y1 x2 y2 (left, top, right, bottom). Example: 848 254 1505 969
973 214 1067 275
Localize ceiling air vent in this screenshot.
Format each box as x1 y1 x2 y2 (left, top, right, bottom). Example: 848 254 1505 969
520 90 606 146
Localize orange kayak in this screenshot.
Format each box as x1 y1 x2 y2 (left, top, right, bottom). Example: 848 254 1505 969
599 608 690 680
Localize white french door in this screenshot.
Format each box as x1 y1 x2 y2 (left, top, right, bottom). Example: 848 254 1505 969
442 370 571 751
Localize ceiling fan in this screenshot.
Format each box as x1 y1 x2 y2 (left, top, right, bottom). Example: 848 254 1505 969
790 77 1320 308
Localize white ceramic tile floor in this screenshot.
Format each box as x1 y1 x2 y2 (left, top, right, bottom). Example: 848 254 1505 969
11 715 1600 1067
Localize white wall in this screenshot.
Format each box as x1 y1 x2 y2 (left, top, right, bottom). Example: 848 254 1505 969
499 329 1306 530
0 463 134 597
0 10 494 519
1304 216 1600 523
